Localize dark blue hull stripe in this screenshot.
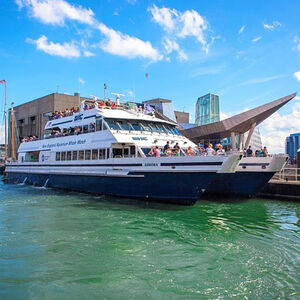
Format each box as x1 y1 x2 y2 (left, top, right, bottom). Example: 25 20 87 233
5 171 218 205
161 162 222 166
205 171 275 197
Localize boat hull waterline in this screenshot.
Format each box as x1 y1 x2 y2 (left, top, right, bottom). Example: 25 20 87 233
5 155 241 205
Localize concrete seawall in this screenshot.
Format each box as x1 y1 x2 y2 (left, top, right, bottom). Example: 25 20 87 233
259 180 300 201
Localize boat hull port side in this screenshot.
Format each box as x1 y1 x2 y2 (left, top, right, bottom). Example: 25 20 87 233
204 155 288 198
5 171 217 205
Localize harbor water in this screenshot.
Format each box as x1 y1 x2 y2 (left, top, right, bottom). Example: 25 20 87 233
0 180 299 299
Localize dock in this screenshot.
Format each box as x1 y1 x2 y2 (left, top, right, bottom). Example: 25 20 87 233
259 180 300 201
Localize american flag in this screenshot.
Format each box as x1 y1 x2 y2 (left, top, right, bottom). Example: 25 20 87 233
0 79 6 84
145 73 149 79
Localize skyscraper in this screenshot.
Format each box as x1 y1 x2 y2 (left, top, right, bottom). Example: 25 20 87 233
286 133 300 162
195 93 220 126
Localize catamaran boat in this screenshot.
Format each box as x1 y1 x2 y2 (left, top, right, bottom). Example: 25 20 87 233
204 154 287 197
4 103 242 205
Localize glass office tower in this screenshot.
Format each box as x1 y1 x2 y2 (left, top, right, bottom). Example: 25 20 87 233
195 93 220 126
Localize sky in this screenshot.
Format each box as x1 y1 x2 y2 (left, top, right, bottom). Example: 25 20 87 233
0 0 300 153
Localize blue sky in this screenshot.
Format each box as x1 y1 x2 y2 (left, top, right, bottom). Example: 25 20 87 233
0 0 300 152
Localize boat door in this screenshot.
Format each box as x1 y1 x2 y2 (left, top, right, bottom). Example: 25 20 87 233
111 144 135 158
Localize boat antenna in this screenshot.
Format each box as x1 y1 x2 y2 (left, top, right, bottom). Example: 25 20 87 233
104 83 107 99
111 92 125 106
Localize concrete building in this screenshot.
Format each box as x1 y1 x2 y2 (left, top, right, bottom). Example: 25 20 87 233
174 111 189 123
143 98 176 122
286 133 300 163
195 93 220 126
9 92 94 147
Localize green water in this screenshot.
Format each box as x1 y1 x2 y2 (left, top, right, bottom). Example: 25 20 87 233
0 180 299 299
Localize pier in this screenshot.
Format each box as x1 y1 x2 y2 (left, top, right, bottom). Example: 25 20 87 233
259 166 300 200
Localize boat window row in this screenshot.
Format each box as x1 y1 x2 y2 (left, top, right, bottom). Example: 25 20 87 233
41 118 181 142
55 149 109 161
104 119 182 135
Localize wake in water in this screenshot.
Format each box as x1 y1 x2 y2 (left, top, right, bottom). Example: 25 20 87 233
17 177 27 185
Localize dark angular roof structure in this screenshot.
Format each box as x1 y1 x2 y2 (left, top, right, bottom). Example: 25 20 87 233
182 93 296 142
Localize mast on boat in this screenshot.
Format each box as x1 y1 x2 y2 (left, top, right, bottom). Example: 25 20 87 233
0 80 7 162
10 102 15 161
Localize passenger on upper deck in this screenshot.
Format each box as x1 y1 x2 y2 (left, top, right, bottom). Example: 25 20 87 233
186 146 194 156
206 144 215 156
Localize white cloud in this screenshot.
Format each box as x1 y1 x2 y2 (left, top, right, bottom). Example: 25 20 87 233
294 36 300 51
16 0 96 26
294 71 300 82
263 21 281 31
125 90 135 97
162 38 187 61
238 25 245 35
260 99 300 153
83 50 94 57
252 36 262 42
240 75 283 86
190 64 225 77
178 10 207 45
97 23 163 61
126 0 137 4
18 0 162 62
148 4 177 32
26 35 81 58
149 4 209 54
220 111 232 121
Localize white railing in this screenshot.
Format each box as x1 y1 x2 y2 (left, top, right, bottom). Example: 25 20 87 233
272 166 300 182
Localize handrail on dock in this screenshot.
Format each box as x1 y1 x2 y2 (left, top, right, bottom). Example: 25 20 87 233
272 166 300 182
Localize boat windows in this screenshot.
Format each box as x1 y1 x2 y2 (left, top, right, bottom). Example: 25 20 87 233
141 148 151 156
105 119 121 130
67 151 72 161
130 146 136 157
85 150 91 160
92 149 98 160
83 125 89 134
89 123 95 132
61 152 66 161
79 150 84 160
24 151 40 162
112 147 130 158
99 149 105 159
56 152 61 161
72 151 78 160
130 122 143 131
116 120 131 131
96 119 102 131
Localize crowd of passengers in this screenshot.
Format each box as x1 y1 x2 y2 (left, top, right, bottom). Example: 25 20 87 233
21 135 38 142
47 123 96 138
243 145 268 157
50 100 118 120
148 142 226 157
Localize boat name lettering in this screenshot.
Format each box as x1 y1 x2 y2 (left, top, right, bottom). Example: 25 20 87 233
144 163 159 167
42 139 87 149
74 113 83 122
132 137 148 141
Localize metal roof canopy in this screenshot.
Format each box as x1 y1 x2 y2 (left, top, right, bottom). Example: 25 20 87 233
182 93 296 142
